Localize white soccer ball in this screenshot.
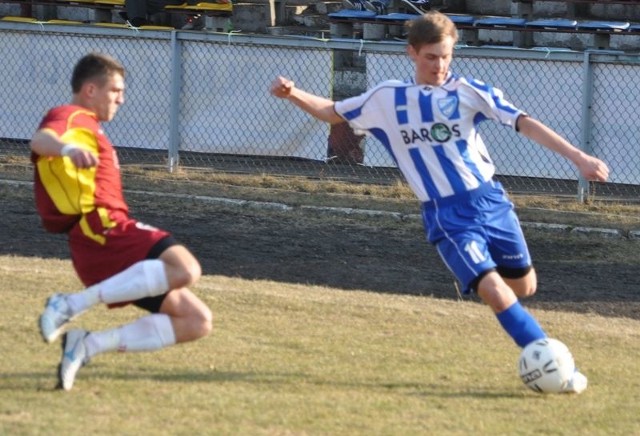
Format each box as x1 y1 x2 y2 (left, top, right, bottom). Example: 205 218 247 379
518 338 576 393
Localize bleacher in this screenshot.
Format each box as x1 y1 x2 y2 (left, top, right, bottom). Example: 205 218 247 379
1 0 124 25
0 0 234 29
328 0 640 50
2 0 640 49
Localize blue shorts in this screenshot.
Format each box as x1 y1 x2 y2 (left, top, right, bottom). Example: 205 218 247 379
421 180 531 293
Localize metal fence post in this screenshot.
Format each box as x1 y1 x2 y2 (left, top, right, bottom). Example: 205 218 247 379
578 51 594 202
168 31 182 173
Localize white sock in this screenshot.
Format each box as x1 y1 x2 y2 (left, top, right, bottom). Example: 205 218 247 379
66 260 170 316
85 314 176 358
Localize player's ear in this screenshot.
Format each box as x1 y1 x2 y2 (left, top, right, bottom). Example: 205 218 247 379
83 82 98 98
407 44 417 61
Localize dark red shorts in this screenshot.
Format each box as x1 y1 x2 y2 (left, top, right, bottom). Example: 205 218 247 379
68 209 173 287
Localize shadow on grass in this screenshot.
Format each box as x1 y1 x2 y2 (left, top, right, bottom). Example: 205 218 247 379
1 368 526 399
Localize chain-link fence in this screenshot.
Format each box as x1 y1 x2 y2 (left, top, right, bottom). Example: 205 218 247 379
1 22 639 200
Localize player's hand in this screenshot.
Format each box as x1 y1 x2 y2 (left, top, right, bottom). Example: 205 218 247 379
578 155 609 182
61 144 99 169
270 76 294 99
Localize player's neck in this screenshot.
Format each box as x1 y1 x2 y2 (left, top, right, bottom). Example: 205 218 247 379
71 96 96 115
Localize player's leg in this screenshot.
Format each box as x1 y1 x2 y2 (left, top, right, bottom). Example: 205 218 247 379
78 243 200 309
432 226 546 349
474 271 546 348
158 243 202 295
78 244 208 347
156 284 212 342
56 242 209 391
501 268 537 299
40 220 199 343
476 271 587 393
40 257 173 343
425 196 586 392
52 228 210 390
477 200 548 345
84 287 211 356
57 287 212 390
484 215 587 391
484 197 538 299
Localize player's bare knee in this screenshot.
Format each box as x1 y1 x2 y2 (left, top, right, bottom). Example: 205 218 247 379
517 273 537 298
161 247 202 288
185 306 212 340
513 284 536 299
168 262 202 289
183 261 202 287
187 296 212 337
524 283 537 297
502 268 537 298
198 304 213 338
191 260 203 282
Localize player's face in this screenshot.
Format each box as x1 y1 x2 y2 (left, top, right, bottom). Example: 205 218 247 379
91 73 125 122
408 36 455 86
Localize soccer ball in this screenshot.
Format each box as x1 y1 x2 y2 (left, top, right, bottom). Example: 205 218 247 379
518 338 576 393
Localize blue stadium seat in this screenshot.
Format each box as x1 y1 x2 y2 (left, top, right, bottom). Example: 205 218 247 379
373 12 475 27
328 10 377 20
445 14 475 26
525 19 578 30
577 21 630 32
375 12 419 23
474 17 526 28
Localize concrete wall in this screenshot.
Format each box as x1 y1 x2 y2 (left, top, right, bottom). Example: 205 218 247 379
464 0 511 16
461 0 640 21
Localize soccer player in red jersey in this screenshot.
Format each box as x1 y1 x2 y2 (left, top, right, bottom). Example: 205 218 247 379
31 52 212 391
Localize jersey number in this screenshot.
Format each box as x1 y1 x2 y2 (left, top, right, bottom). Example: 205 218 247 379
464 240 486 264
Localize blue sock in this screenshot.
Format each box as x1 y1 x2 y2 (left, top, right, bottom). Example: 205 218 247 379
496 301 546 348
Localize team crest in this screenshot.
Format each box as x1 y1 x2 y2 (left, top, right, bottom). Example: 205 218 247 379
437 96 458 119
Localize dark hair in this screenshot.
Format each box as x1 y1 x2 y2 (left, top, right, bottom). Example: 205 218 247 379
71 52 125 93
406 11 459 49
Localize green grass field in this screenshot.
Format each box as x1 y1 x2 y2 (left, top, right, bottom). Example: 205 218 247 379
1 255 639 435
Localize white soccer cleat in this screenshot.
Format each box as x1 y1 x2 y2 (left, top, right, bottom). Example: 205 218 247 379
57 329 90 391
561 370 588 394
39 293 73 343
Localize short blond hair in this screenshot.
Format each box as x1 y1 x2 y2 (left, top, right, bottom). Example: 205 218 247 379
407 12 459 49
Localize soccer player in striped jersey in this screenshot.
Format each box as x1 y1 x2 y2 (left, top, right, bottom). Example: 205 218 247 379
31 53 212 391
270 11 609 393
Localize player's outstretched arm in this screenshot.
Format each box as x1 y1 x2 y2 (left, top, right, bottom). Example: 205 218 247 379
31 129 99 169
516 115 609 182
269 76 344 125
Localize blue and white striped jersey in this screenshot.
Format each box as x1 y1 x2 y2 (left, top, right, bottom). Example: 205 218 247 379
334 73 525 203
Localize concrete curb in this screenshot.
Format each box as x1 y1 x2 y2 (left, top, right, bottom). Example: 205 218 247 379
123 188 640 240
2 179 639 240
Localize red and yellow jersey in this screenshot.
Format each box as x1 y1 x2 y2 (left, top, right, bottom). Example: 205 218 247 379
32 105 129 234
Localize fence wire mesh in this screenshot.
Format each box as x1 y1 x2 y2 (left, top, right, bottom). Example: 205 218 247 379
1 24 639 200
